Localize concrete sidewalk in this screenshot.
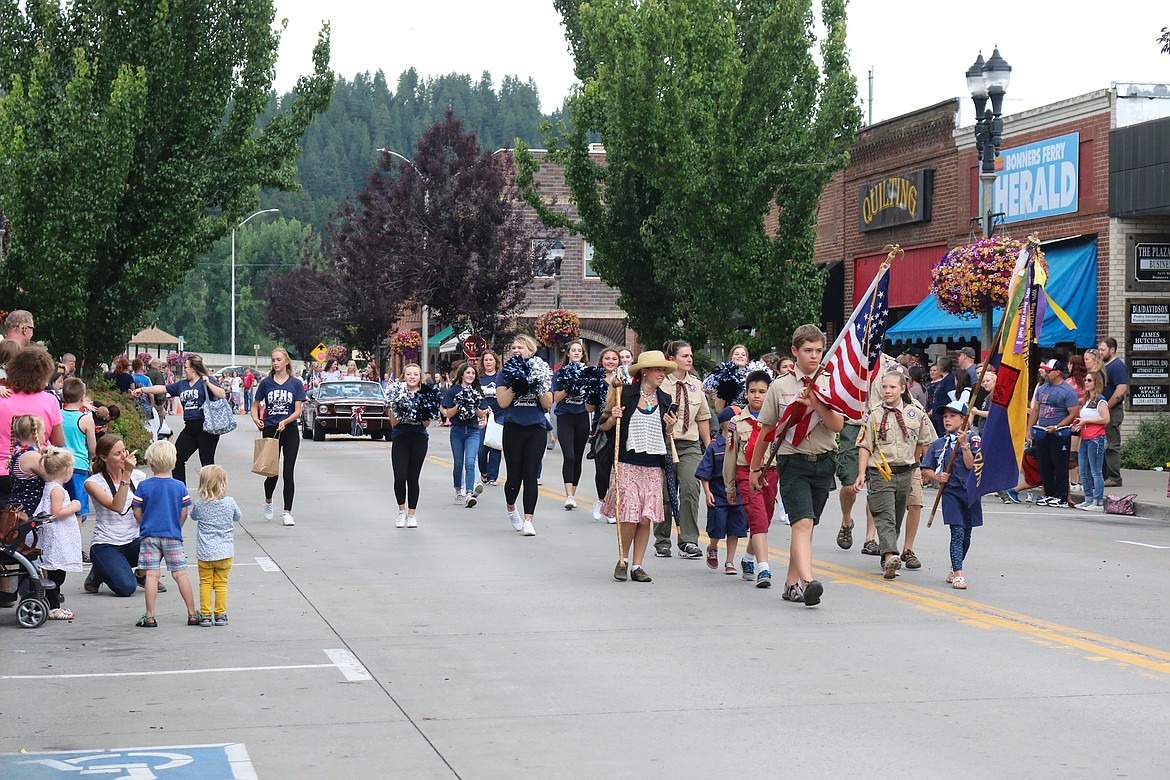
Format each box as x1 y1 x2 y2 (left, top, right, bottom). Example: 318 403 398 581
1087 468 1170 521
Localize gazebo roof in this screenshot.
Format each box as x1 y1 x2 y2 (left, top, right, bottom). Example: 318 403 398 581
129 326 180 346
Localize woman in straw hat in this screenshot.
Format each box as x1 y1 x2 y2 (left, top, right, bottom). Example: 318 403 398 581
598 350 679 583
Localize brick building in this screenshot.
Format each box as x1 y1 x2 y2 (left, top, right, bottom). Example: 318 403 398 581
812 84 1170 432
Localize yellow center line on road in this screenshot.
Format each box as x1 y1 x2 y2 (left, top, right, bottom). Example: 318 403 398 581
700 535 1170 676
363 438 1170 675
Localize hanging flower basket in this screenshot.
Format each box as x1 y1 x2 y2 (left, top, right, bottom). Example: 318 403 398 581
535 309 581 348
930 237 1045 318
326 344 349 360
135 352 153 364
166 351 192 368
389 330 422 359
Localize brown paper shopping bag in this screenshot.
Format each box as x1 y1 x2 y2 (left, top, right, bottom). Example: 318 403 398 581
252 437 280 477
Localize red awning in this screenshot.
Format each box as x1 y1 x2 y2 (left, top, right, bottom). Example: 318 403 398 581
853 243 947 309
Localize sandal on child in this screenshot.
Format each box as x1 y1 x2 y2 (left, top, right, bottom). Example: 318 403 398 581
136 614 157 628
214 614 228 626
49 607 74 620
199 614 213 627
187 613 201 626
952 576 967 590
945 571 955 584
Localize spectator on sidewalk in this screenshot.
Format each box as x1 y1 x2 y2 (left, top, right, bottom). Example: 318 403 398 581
1027 359 1080 508
1098 338 1128 487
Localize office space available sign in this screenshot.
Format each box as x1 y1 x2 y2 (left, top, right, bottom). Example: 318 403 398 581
992 133 1079 224
858 169 934 232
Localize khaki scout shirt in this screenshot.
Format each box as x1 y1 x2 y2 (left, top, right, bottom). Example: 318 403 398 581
661 372 711 442
758 369 837 456
722 409 772 499
857 401 933 466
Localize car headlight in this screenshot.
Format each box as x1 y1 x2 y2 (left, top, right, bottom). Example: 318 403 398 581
318 403 331 413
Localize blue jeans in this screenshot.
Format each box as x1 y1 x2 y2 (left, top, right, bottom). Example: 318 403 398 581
450 424 482 492
478 439 501 482
1079 436 1105 505
87 540 140 597
244 388 254 413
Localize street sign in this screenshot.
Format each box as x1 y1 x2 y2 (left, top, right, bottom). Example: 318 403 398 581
310 342 328 362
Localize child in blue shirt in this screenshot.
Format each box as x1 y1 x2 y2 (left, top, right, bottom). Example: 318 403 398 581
696 407 748 575
920 400 983 591
132 440 196 627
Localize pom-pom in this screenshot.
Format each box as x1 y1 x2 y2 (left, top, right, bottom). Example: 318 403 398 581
502 355 532 395
706 361 744 403
387 382 419 424
745 359 774 379
416 384 443 421
453 386 483 423
617 365 634 386
555 361 586 398
528 356 552 397
581 366 608 407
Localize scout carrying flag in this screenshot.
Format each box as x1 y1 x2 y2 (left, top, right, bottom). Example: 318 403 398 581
966 236 1060 504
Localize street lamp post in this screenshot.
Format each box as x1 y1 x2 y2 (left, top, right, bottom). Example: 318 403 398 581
378 148 432 373
232 208 279 364
966 47 1011 354
550 239 566 309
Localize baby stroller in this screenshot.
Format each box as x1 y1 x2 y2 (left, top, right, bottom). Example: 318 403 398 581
0 507 57 629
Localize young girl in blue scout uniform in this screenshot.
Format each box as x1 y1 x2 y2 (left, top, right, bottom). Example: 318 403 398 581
696 407 747 575
920 400 982 590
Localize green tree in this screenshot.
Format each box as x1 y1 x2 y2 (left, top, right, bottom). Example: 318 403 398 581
518 0 860 349
0 1 332 367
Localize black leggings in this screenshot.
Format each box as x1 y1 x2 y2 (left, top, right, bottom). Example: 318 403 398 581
263 425 300 511
392 432 428 509
503 424 545 515
557 412 589 487
593 435 614 502
44 569 67 610
174 418 219 484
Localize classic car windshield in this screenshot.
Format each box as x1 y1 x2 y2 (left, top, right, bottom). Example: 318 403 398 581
318 382 383 399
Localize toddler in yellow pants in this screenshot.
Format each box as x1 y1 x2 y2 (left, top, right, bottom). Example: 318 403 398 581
190 465 242 626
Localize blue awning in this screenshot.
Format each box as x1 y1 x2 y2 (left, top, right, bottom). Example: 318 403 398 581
886 237 1098 348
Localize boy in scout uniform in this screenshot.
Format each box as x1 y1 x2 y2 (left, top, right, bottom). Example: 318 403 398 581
748 324 845 607
853 371 934 580
723 370 778 588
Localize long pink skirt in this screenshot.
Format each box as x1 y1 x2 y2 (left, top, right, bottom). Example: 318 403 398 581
601 462 664 525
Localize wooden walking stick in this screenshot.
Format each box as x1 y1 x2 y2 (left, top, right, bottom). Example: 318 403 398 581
613 405 624 562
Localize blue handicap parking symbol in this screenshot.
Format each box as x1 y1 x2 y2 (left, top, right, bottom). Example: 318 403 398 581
0 743 255 779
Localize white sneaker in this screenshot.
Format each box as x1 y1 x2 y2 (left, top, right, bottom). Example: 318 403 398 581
508 509 524 531
593 500 603 521
606 515 617 524
395 511 407 528
522 519 536 536
473 483 484 496
281 512 295 527
564 496 576 510
465 495 477 508
454 492 466 504
263 503 274 521
406 514 418 528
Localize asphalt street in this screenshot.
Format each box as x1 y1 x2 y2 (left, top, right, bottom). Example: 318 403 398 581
4 416 1170 779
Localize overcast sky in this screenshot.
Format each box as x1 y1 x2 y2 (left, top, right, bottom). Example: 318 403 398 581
272 1 1169 125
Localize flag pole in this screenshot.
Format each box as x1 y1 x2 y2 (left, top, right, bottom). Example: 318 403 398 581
927 239 1037 527
758 246 900 473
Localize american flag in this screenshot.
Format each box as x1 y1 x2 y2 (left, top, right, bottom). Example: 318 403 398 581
771 264 891 447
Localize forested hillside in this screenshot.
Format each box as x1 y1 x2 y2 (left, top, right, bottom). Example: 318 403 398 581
153 68 562 355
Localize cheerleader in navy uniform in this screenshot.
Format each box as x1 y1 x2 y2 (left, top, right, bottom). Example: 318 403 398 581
496 335 553 536
387 364 443 528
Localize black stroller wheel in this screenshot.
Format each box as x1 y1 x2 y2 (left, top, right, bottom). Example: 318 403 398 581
16 597 49 628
